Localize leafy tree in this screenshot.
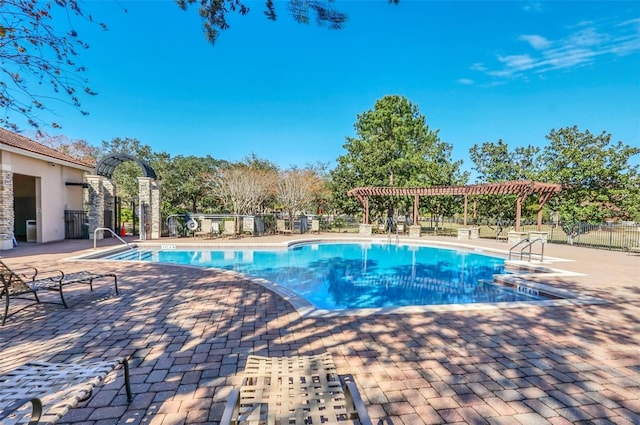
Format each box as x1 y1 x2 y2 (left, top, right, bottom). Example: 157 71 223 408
469 140 540 183
330 95 465 222
34 132 100 164
158 155 222 214
97 138 155 206
178 0 399 45
276 168 321 230
1 0 103 131
468 140 541 229
539 126 640 243
98 139 225 219
205 163 278 216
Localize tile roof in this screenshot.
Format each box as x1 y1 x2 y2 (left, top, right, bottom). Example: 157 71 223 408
0 128 94 170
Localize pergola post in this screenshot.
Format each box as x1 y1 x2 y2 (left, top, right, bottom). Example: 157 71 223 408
473 198 478 224
537 192 554 231
463 194 468 226
413 195 419 225
363 197 369 225
515 195 523 232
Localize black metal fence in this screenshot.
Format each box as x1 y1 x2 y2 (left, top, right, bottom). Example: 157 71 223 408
64 210 88 239
434 217 640 252
518 221 640 251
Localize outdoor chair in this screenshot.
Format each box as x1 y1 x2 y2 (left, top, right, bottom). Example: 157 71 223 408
311 218 320 234
220 352 372 425
195 218 213 239
276 219 292 235
222 220 238 238
0 260 118 325
0 357 132 425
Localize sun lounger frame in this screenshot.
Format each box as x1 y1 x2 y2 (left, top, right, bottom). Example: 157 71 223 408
0 260 118 325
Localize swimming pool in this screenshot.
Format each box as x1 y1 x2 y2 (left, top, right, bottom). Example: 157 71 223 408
105 242 545 310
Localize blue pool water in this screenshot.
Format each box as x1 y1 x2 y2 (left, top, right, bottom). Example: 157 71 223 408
106 242 543 309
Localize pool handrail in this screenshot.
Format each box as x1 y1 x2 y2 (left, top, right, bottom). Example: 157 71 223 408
93 227 133 250
509 237 545 262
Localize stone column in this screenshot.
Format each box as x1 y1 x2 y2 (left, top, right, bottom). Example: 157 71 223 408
150 179 161 239
102 179 116 233
408 225 421 238
0 167 15 250
138 177 151 240
359 223 373 236
138 177 161 240
86 175 104 240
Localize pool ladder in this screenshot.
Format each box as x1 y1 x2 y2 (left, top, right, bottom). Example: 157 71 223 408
509 238 545 262
93 227 134 250
387 229 400 244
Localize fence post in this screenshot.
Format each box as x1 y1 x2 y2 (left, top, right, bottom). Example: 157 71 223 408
609 222 613 250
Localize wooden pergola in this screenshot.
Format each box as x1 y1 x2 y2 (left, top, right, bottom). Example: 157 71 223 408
347 180 562 231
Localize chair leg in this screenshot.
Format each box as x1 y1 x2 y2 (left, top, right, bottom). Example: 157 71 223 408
122 357 132 402
343 376 373 425
0 397 43 425
220 388 240 425
111 274 119 295
57 281 68 308
2 291 8 326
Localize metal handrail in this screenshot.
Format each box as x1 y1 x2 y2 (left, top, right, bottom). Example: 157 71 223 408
508 238 530 260
509 237 545 262
93 227 133 250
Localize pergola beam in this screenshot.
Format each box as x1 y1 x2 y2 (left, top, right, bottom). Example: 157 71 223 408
347 180 562 230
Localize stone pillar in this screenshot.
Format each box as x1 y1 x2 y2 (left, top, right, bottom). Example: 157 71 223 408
0 167 15 250
150 179 161 239
528 231 548 243
138 177 151 241
102 179 116 232
359 224 373 236
457 228 471 240
86 175 104 240
508 231 528 245
408 225 421 238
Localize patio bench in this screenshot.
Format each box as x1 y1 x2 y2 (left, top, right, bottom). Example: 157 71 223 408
1 260 119 325
0 357 132 425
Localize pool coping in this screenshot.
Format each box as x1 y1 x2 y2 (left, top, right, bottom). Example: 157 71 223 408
72 237 610 317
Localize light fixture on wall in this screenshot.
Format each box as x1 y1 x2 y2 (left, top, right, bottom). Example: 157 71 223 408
48 162 56 167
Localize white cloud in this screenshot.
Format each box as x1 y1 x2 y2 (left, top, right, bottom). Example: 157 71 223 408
473 16 640 81
519 34 552 50
522 1 543 13
457 78 474 85
470 63 488 72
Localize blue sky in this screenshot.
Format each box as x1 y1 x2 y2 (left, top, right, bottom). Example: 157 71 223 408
14 1 640 178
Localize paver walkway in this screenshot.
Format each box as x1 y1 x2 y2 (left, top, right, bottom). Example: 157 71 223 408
0 235 638 425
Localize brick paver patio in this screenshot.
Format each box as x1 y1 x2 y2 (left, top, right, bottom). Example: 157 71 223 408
0 235 638 425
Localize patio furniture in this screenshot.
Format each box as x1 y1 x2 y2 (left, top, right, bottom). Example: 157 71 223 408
220 352 372 425
0 260 118 325
0 357 132 425
222 220 239 238
195 218 213 238
276 219 291 235
311 218 320 234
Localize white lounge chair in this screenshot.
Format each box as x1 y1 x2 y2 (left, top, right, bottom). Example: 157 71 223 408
221 353 372 425
0 357 132 425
